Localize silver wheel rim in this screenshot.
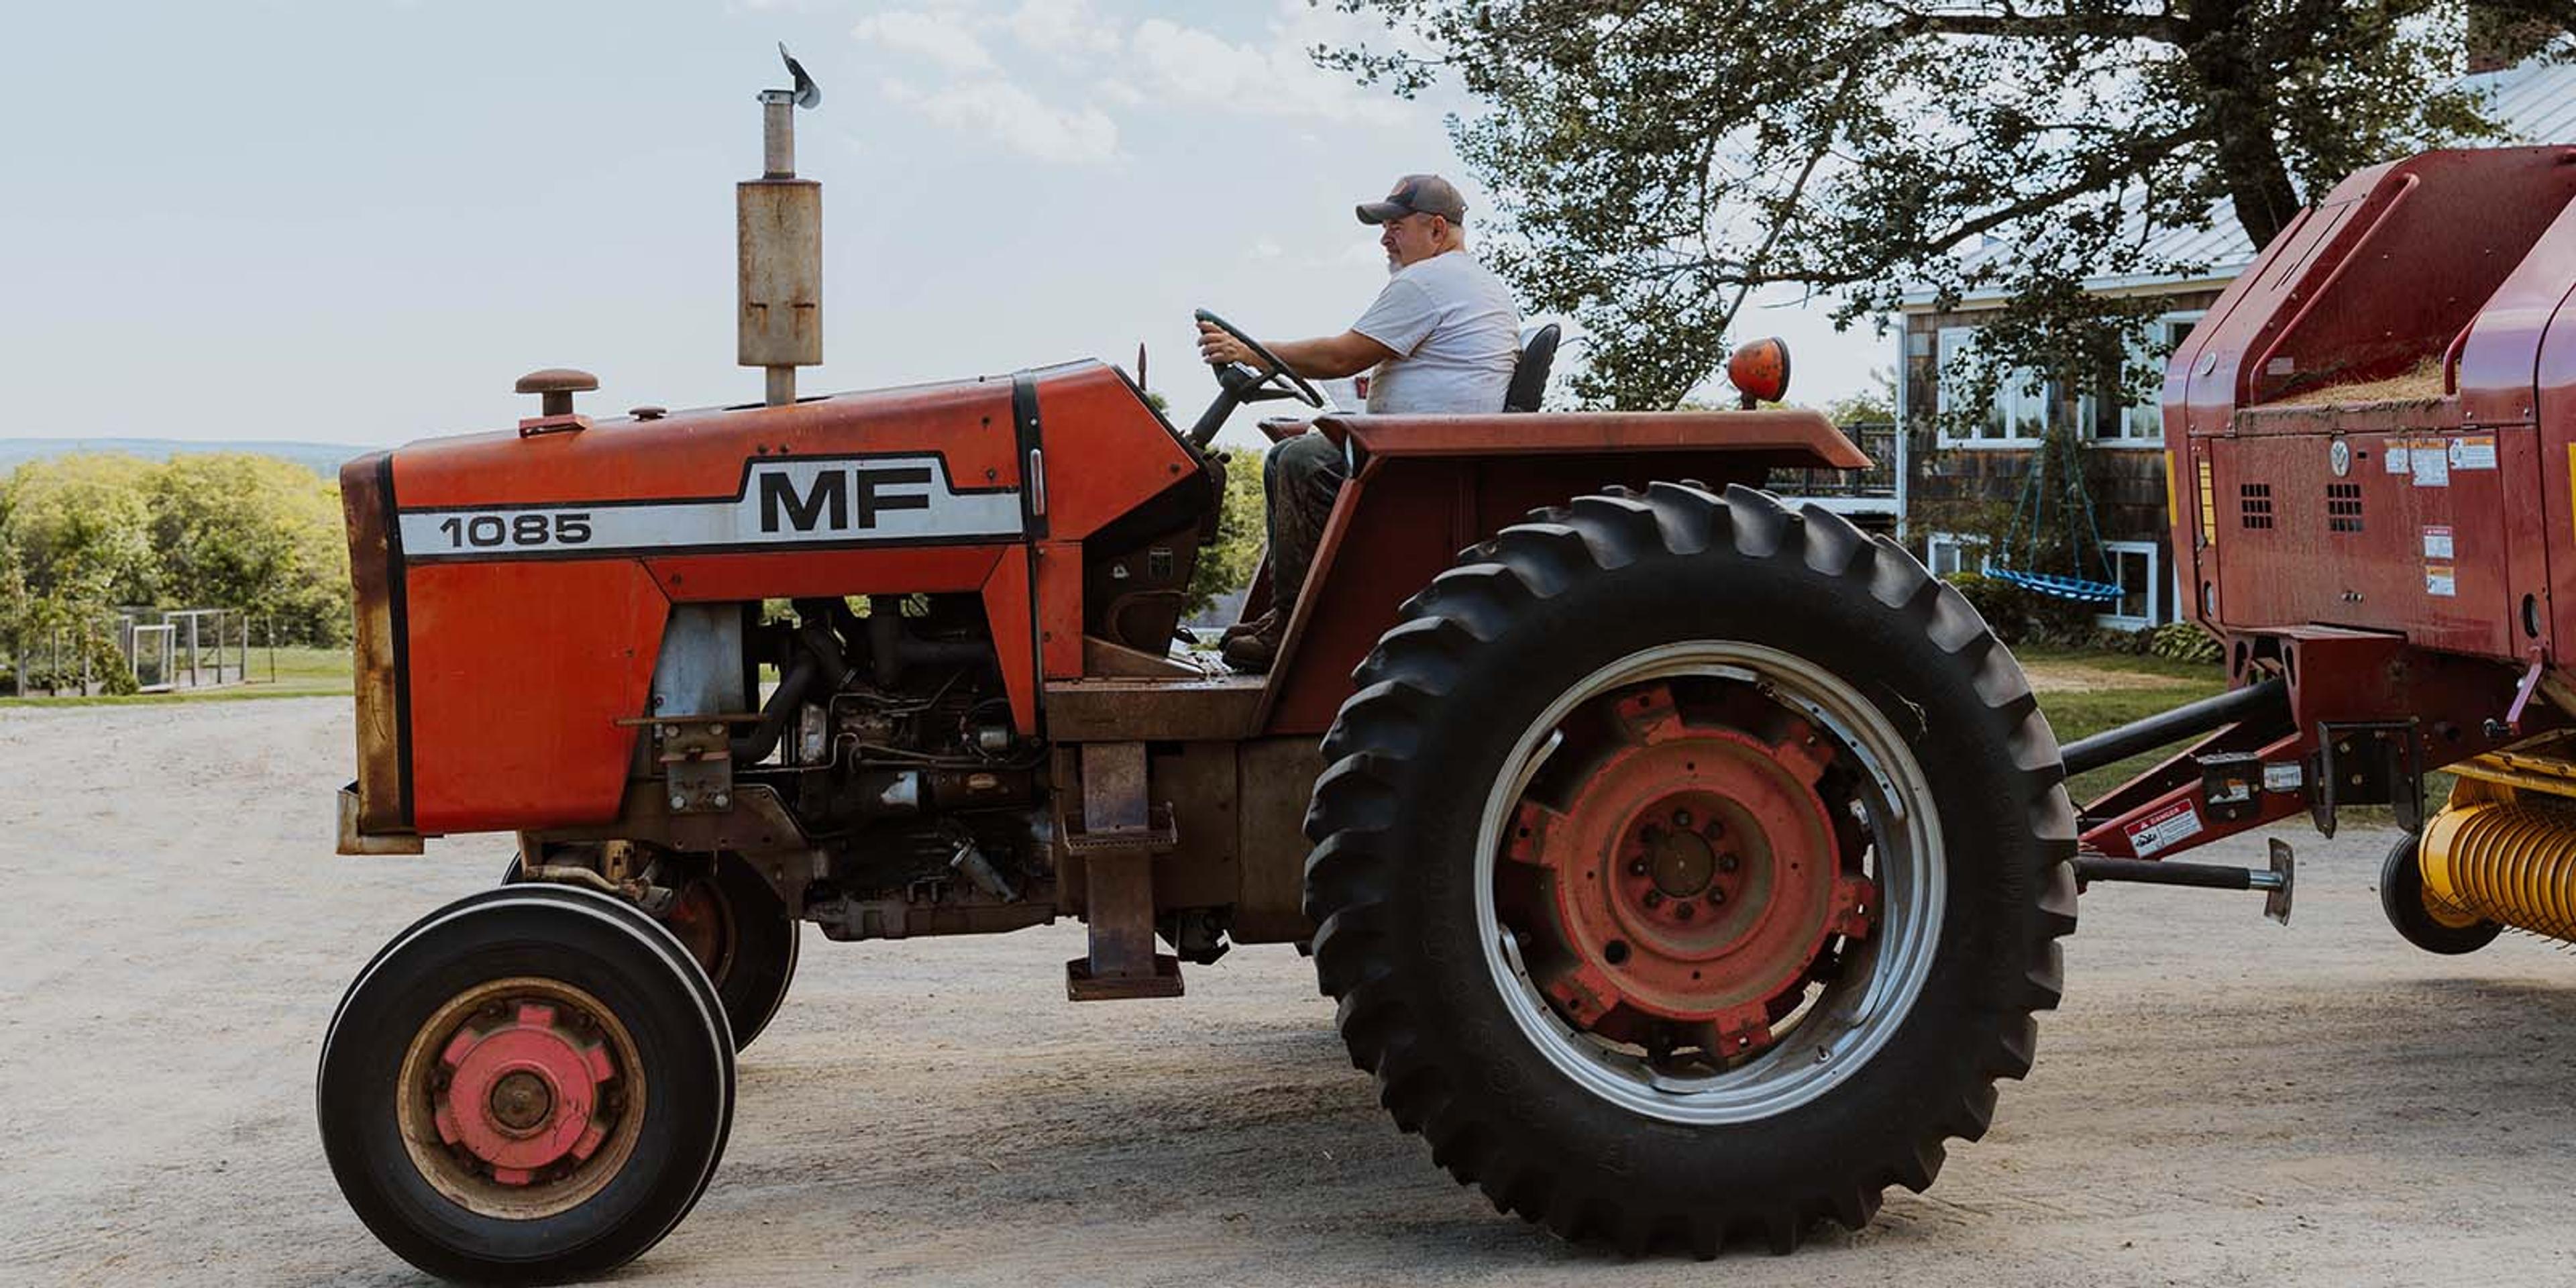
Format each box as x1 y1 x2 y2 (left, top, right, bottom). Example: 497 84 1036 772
1473 641 1946 1124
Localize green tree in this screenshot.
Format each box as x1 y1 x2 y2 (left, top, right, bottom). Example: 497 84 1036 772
1188 445 1269 616
0 453 158 606
1820 367 1898 426
0 541 25 694
148 453 352 646
1325 1 2560 419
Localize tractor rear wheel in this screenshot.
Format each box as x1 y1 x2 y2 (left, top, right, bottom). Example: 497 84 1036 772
661 855 801 1051
505 851 800 1052
2378 828 2502 955
318 885 734 1283
1304 484 2078 1254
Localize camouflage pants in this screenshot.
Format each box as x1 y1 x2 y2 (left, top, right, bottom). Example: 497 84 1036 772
1263 431 1348 617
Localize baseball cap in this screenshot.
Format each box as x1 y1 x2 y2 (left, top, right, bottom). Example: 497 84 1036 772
1356 174 1467 225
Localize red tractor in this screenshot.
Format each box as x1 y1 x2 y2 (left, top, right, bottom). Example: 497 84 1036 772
317 56 2076 1282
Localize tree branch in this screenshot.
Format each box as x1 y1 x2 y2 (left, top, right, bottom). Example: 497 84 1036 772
1888 5 2188 44
1914 122 2214 256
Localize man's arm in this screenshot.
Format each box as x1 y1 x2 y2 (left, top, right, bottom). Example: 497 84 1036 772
1197 323 1394 380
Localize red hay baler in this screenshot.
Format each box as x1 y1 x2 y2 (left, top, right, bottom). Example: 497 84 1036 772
2063 147 2576 961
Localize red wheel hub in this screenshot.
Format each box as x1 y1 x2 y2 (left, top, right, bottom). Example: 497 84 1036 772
1503 682 1875 1057
432 1002 620 1186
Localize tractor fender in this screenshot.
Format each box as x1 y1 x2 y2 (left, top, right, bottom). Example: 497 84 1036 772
1315 408 1870 474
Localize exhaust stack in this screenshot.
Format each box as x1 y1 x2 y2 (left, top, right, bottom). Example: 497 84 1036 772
740 44 823 407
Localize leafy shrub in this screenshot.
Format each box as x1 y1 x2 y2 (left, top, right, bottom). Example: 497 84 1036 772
1941 572 2029 643
2147 620 2223 664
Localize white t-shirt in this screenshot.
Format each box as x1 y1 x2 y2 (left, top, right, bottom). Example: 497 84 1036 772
1350 250 1521 414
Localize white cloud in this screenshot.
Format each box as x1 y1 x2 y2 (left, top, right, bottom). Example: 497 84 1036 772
1003 0 1122 58
1250 237 1283 260
891 78 1121 166
853 9 998 74
1128 16 1407 125
1094 77 1146 107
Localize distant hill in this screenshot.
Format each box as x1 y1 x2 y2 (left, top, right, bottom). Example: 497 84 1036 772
0 438 369 478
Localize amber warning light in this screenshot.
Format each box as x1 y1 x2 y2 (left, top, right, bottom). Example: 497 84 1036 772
1727 337 1792 409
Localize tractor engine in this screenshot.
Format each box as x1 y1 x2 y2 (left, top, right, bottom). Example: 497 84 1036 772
736 594 1051 940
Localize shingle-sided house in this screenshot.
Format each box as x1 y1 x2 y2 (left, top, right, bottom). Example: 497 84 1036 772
1893 58 2576 629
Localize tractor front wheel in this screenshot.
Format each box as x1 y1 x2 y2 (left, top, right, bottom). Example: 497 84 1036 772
506 851 800 1052
318 885 734 1283
1304 484 2078 1254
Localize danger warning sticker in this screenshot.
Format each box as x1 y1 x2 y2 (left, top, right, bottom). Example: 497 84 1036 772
2125 801 2206 857
2422 525 2454 559
2451 435 2498 470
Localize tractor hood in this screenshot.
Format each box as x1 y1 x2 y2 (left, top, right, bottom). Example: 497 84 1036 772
335 358 1193 841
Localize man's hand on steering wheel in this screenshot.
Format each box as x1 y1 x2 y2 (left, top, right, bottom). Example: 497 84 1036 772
1193 309 1326 410
1195 321 1261 371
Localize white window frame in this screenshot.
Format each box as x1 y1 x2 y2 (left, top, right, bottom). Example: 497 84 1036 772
1934 324 2053 449
2094 539 2163 629
2104 310 2205 447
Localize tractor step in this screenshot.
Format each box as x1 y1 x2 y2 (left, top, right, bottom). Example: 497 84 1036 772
2072 838 2295 924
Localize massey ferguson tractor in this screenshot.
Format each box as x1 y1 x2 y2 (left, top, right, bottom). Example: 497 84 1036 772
311 51 2576 1283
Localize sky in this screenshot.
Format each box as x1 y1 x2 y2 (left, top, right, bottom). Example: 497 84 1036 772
0 0 1885 451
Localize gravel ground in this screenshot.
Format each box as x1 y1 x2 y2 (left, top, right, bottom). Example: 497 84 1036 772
4 698 2574 1286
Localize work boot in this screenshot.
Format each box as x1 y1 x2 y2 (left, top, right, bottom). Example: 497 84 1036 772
1220 609 1276 645
1221 621 1283 673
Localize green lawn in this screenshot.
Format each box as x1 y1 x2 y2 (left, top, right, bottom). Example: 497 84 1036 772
2010 645 2229 803
0 646 352 707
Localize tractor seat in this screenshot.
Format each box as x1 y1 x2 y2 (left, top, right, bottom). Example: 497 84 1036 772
1503 323 1560 413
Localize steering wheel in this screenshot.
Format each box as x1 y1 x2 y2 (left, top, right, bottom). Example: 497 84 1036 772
1186 309 1326 447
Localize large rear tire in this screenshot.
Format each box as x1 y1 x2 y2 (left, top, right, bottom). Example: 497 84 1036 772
318 885 735 1283
1304 484 2078 1254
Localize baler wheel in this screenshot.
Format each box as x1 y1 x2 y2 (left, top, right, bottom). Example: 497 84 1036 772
1303 483 2078 1255
2378 828 2502 955
505 851 800 1052
318 885 733 1283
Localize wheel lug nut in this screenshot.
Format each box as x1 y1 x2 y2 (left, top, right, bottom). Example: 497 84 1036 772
1644 890 1664 908
1672 808 1693 828
1628 858 1648 876
1675 902 1695 920
1709 889 1727 906
1718 854 1739 873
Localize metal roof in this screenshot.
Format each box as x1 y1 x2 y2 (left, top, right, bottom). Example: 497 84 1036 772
1901 58 2576 311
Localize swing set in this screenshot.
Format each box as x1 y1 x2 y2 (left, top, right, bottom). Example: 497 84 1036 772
1986 419 2123 604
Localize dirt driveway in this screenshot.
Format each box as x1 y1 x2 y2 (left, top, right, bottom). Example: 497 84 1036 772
4 698 2573 1286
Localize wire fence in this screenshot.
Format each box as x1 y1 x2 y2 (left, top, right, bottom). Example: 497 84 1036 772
1 607 282 698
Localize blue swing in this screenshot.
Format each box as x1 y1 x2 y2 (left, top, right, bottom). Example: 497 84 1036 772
1988 423 2123 604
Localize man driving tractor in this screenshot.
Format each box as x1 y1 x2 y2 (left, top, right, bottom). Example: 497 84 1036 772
1196 173 1521 672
